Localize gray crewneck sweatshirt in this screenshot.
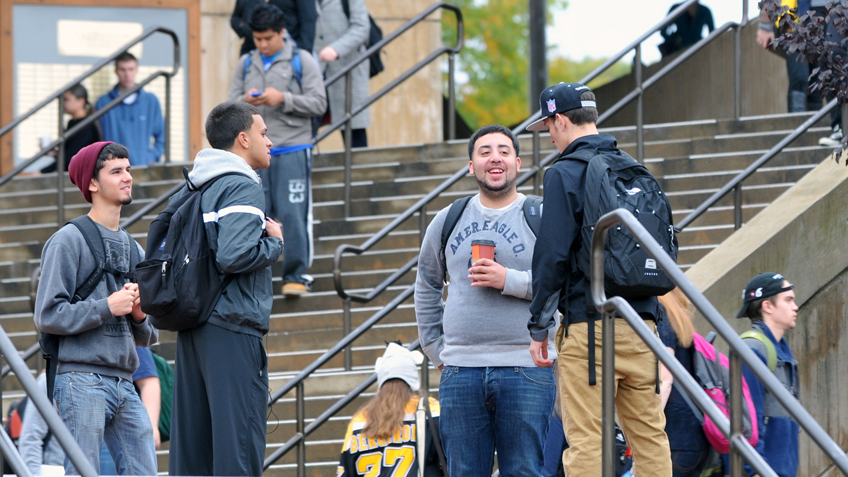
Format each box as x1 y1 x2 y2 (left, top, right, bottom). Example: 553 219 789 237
34 221 158 380
415 194 557 368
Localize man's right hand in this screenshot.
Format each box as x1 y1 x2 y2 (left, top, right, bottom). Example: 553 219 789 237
107 287 137 316
245 89 263 106
756 28 774 49
530 338 553 367
265 218 283 239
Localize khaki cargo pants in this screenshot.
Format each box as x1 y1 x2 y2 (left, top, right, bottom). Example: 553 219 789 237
556 320 672 476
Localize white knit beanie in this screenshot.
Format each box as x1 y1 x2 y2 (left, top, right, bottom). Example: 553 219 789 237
375 343 423 391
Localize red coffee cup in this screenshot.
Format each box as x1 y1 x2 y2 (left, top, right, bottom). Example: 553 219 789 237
471 240 496 262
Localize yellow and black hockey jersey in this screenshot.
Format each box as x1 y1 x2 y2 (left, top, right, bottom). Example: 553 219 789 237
337 397 442 477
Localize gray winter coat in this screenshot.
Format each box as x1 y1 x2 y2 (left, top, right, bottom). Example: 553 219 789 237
176 148 284 336
314 0 371 129
227 41 327 147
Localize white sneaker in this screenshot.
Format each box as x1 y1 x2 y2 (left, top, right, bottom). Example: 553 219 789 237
819 126 843 146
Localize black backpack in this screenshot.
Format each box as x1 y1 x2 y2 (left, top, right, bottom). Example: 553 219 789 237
340 0 384 77
39 215 140 405
439 195 543 273
135 169 236 332
569 147 678 299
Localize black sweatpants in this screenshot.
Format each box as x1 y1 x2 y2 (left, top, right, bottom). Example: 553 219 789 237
169 322 269 476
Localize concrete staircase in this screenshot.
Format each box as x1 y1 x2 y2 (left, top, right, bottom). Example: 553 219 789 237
0 111 833 475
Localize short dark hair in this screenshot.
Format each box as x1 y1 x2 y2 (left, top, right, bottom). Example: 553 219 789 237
115 52 137 66
93 143 130 180
745 295 778 321
205 102 260 150
249 4 286 33
467 124 519 160
563 91 598 126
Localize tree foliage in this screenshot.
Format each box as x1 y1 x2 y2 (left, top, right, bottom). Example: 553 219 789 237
442 0 629 129
761 0 848 156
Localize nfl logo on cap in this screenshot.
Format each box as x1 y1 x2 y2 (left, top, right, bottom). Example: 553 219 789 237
547 99 557 113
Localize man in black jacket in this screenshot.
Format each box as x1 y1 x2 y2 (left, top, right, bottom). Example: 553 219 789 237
525 82 672 476
231 0 317 55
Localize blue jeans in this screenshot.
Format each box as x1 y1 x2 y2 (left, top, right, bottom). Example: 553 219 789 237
438 366 556 477
54 372 157 475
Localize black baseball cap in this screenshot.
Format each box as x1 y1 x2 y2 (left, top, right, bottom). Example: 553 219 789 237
526 82 597 131
736 272 794 318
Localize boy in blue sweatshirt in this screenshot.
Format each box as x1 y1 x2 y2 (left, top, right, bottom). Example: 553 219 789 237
736 272 800 477
96 52 165 166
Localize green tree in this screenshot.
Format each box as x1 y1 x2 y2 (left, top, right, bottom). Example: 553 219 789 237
443 0 628 129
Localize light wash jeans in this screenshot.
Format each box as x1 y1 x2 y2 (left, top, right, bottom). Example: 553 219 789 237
438 366 556 477
54 372 156 475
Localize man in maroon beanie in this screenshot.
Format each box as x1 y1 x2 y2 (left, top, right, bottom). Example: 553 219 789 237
33 141 158 475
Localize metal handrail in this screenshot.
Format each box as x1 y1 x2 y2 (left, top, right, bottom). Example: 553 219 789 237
313 2 463 218
591 209 848 476
0 26 180 227
0 324 96 477
264 339 422 473
0 343 40 379
676 102 837 231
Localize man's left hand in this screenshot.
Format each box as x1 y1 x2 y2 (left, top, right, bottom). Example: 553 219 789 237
256 87 285 107
318 46 339 62
468 258 507 290
125 283 146 323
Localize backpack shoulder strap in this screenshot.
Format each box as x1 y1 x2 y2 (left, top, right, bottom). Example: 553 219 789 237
291 50 303 88
242 52 253 82
68 216 107 304
741 330 777 372
522 195 543 237
341 0 351 19
440 196 473 257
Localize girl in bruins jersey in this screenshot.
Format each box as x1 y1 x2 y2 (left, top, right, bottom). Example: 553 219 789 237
338 343 444 477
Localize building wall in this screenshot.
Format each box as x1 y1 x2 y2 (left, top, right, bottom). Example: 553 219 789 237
198 0 444 152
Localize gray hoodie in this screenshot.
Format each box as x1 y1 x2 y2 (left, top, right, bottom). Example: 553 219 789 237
415 194 557 368
174 148 283 336
34 221 158 380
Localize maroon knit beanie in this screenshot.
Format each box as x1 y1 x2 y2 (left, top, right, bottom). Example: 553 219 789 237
69 141 113 203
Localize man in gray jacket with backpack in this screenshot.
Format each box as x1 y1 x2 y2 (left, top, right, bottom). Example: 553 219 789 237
228 3 326 297
168 102 283 476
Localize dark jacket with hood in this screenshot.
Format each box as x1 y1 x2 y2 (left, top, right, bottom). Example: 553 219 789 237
528 134 659 342
171 148 284 336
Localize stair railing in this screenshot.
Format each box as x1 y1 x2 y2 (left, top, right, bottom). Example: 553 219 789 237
676 102 837 231
591 209 848 477
0 26 180 227
0 323 96 477
313 1 464 218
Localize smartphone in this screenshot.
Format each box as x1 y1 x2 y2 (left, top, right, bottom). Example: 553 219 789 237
250 91 263 97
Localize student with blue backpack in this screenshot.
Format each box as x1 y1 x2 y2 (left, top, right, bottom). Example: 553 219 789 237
526 82 675 476
736 273 801 477
227 3 326 297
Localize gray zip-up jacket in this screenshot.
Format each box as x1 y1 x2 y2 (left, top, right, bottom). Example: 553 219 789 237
175 148 284 336
34 221 158 380
227 41 327 147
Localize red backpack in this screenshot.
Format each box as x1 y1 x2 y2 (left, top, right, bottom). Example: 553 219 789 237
675 332 759 454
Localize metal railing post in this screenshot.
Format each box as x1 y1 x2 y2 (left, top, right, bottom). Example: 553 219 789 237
420 355 430 396
729 350 745 476
164 75 171 164
733 183 743 230
56 99 66 227
532 131 541 196
448 53 456 141
296 381 306 476
635 45 644 164
734 25 742 119
343 298 352 371
601 311 616 477
419 204 428 246
0 352 4 475
343 72 353 219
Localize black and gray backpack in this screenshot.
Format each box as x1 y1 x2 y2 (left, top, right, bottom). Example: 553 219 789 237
570 146 678 299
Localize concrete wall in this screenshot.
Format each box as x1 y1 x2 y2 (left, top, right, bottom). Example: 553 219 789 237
685 152 848 476
594 21 788 127
198 0 443 151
